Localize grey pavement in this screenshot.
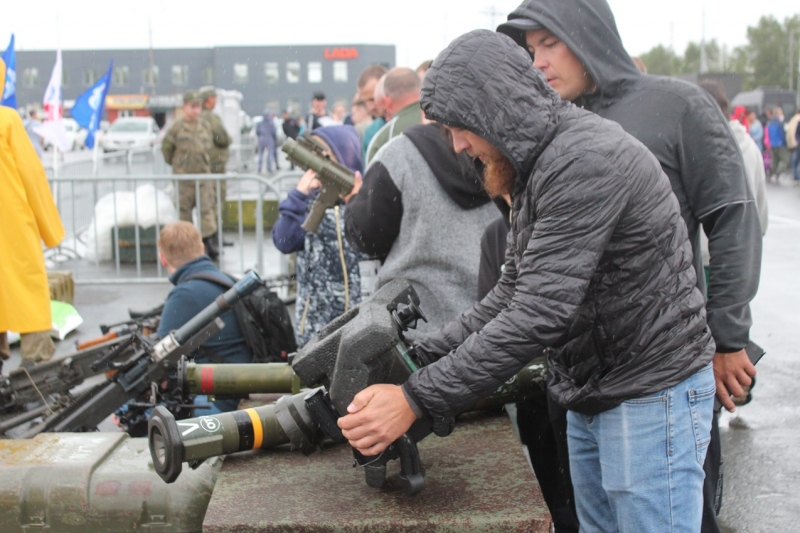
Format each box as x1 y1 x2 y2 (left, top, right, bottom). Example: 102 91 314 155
717 176 800 533
2 167 799 529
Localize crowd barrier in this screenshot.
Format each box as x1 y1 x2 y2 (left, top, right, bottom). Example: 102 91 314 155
45 171 303 289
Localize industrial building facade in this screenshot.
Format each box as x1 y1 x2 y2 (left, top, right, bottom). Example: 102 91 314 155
15 44 395 119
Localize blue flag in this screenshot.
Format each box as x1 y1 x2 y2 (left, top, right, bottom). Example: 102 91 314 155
71 60 113 149
1 34 16 109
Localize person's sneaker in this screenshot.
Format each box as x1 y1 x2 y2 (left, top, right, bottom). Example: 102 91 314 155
203 237 220 260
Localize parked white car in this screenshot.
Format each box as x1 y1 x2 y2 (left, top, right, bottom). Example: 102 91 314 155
63 118 87 150
100 117 160 152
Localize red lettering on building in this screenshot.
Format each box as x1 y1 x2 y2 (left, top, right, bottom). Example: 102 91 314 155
324 47 359 60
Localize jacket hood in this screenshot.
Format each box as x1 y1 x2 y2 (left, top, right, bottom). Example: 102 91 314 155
421 29 565 183
498 0 641 104
403 123 491 210
311 124 364 174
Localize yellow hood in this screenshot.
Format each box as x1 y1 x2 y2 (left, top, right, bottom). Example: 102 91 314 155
0 58 5 98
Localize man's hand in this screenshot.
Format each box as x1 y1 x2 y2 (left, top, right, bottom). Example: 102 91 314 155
713 349 756 412
337 384 418 456
343 171 363 203
296 169 321 195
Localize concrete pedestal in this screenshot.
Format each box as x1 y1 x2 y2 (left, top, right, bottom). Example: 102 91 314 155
203 410 551 532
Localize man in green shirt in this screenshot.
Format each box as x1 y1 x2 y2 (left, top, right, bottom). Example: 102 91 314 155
364 67 423 165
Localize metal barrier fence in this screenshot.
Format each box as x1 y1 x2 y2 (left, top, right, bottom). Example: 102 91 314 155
46 172 303 287
44 142 257 180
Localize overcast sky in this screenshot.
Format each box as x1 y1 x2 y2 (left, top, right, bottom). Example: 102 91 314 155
2 0 799 69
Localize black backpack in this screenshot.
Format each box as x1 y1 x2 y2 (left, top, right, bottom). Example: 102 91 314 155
183 272 297 363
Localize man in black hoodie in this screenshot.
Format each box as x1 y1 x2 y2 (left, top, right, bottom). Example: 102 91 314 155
339 30 715 533
496 2 762 531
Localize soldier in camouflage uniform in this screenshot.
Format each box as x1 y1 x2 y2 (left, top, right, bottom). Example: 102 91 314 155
271 126 365 347
161 91 219 258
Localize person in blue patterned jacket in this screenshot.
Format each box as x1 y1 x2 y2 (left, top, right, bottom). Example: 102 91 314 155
271 125 365 347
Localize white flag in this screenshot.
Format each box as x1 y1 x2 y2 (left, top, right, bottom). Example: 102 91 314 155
34 49 71 152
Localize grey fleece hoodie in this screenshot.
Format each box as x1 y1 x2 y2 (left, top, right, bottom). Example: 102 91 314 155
498 0 762 353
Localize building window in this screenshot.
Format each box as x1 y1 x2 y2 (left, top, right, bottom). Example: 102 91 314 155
287 98 300 115
233 63 249 83
264 62 279 84
83 68 97 87
286 62 300 83
266 99 280 114
23 68 38 88
113 66 129 86
307 62 322 83
61 70 69 87
142 65 159 85
172 65 189 85
333 61 348 83
203 66 214 84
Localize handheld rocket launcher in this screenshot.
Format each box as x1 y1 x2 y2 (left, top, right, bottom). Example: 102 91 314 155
148 279 550 495
280 134 355 233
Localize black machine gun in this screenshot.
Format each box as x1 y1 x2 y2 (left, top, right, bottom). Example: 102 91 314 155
148 280 549 495
281 134 355 233
17 272 261 438
0 304 163 437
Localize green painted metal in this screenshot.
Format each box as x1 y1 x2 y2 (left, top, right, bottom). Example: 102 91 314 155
0 433 220 533
184 362 301 396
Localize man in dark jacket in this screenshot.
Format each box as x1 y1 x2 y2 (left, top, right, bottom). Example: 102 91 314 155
338 30 716 533
496 2 762 531
157 221 252 413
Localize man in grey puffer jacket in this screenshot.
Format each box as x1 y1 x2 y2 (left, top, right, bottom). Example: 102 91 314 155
338 30 716 532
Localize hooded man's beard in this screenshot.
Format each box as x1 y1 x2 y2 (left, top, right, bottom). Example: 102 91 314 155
482 151 517 198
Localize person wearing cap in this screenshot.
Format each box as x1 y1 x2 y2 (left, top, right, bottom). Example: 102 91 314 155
495 2 761 532
200 86 233 250
337 30 715 533
305 91 334 131
162 91 218 258
199 86 232 175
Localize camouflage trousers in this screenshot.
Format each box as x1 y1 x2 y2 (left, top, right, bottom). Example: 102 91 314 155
211 163 227 204
178 179 218 238
0 331 56 362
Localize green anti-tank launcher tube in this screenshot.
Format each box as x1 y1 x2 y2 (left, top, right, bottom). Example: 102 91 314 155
178 359 304 397
150 359 547 485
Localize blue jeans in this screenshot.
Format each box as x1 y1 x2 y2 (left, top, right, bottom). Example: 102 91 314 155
567 363 715 533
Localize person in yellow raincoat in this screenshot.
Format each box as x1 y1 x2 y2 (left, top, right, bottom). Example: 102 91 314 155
0 58 66 371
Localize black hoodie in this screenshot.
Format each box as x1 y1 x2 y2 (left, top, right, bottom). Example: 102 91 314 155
406 30 713 417
498 0 762 353
344 123 491 259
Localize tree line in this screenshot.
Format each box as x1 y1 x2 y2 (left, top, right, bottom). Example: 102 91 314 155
639 14 800 91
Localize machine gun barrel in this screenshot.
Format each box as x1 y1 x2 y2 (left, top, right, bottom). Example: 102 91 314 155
280 136 355 233
21 272 261 437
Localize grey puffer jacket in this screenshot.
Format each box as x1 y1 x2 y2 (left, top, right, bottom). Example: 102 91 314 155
404 30 715 417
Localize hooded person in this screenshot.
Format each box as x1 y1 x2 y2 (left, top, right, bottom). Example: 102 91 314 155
271 125 365 347
495 3 762 531
0 58 66 370
256 111 278 173
343 121 500 340
337 30 715 533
